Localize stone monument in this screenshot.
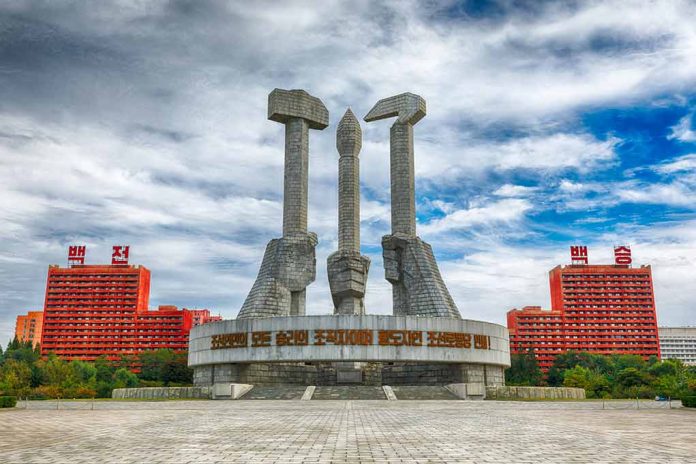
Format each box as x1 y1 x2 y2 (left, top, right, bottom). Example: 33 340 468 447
364 93 461 318
189 89 509 394
237 89 328 319
327 109 370 315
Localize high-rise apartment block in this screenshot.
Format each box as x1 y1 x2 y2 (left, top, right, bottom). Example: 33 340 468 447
508 246 661 371
38 247 218 361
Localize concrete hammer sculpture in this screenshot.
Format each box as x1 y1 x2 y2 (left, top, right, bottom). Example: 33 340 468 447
237 89 329 318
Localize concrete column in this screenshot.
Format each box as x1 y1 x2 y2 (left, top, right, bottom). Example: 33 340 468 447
390 122 416 237
338 153 360 251
283 118 310 236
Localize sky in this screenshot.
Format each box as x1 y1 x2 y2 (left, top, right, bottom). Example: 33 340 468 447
1 0 695 345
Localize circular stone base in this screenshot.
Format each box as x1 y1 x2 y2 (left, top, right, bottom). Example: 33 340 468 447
188 315 510 387
193 361 506 387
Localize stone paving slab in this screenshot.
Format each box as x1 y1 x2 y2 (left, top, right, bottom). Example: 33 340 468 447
1 400 694 463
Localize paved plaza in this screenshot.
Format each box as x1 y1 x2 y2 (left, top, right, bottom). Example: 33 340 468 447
1 400 694 463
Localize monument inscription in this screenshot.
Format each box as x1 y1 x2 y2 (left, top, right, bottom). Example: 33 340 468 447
211 329 491 351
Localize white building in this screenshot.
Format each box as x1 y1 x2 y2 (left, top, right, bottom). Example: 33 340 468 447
659 327 696 366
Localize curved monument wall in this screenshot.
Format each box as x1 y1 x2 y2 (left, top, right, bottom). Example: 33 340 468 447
189 315 509 366
189 315 509 387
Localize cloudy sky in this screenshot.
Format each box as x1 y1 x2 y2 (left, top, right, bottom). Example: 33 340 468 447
1 0 695 344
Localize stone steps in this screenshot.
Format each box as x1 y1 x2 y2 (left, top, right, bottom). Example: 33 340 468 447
241 386 307 400
390 386 460 400
237 385 463 400
311 386 387 400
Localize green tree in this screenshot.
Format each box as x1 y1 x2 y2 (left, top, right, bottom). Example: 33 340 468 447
93 355 117 398
3 339 40 365
37 355 73 396
162 351 193 385
70 360 97 387
0 359 32 397
563 365 591 390
505 349 543 386
562 365 610 398
113 368 139 389
616 367 650 388
139 349 193 385
548 351 589 386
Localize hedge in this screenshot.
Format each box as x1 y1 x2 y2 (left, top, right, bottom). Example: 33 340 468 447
0 396 17 408
682 396 696 408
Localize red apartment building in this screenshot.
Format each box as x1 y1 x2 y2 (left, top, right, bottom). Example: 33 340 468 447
39 247 218 361
508 246 661 371
187 309 222 326
15 310 44 348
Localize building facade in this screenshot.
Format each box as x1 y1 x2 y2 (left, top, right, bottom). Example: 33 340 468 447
15 311 44 348
508 262 661 371
40 263 217 361
659 327 696 366
187 309 222 326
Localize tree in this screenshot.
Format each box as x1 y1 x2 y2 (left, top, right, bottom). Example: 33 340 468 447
548 351 586 386
113 368 139 389
0 359 32 397
70 360 97 388
93 355 117 398
3 339 40 365
162 351 193 385
616 367 650 388
563 365 591 390
37 355 73 396
505 349 543 386
138 349 193 385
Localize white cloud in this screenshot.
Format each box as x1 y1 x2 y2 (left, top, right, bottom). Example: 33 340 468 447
615 182 695 208
494 184 538 197
420 199 532 235
654 153 696 174
668 115 696 142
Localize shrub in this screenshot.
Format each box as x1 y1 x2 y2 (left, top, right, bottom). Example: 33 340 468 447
0 396 17 408
31 385 61 399
682 396 696 408
73 386 97 399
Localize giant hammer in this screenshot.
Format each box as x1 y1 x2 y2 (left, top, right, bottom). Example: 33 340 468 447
237 89 329 319
365 93 461 318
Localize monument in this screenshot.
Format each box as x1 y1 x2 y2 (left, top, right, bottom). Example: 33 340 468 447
327 109 370 315
188 89 510 395
365 93 460 318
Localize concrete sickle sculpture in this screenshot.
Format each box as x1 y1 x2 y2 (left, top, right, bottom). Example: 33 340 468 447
327 109 371 315
365 93 461 318
237 89 329 319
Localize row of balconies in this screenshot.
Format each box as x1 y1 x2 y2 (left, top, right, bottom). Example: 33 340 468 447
562 283 650 288
46 305 137 309
564 305 654 309
46 300 137 305
561 275 650 280
49 276 140 281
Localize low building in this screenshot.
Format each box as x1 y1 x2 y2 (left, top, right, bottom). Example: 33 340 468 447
659 327 696 366
15 311 44 348
186 308 222 326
